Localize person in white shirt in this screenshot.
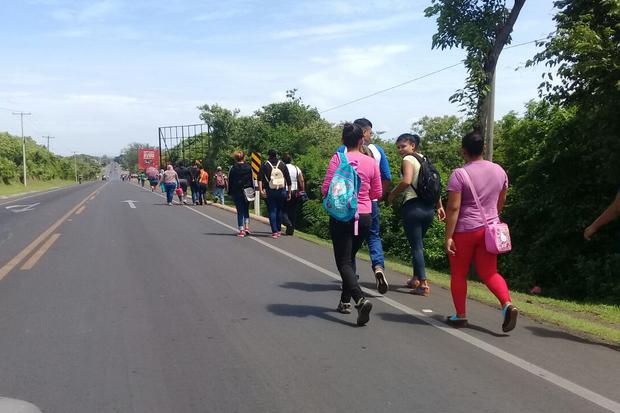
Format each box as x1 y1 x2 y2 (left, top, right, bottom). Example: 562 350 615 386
282 153 305 236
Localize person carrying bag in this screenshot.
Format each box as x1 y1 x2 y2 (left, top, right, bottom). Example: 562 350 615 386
444 131 518 332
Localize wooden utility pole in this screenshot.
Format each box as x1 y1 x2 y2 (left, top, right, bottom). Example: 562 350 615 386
12 111 31 187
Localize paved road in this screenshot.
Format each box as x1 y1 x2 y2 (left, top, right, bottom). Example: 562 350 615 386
0 173 619 413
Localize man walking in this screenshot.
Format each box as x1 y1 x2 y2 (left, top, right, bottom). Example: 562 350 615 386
338 118 392 294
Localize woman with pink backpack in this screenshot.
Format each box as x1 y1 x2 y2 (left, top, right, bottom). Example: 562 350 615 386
444 131 518 332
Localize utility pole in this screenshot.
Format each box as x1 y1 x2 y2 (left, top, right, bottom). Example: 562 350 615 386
73 152 78 182
43 135 55 151
12 111 31 187
484 72 496 162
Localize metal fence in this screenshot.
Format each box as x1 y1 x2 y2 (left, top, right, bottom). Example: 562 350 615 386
158 124 210 167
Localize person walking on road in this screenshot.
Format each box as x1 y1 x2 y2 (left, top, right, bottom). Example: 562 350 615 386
197 165 209 206
159 169 165 193
228 151 254 237
176 162 191 204
282 153 305 236
160 165 179 206
189 161 200 205
213 166 228 205
322 123 382 326
444 131 518 332
259 149 292 238
338 118 391 295
387 133 445 296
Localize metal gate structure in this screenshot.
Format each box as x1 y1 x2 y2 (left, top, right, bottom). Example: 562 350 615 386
158 124 210 168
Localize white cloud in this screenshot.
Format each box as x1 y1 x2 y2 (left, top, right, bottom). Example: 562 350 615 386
51 0 123 23
273 13 421 40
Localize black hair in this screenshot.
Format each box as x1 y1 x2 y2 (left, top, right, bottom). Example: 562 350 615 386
395 133 421 149
342 122 364 148
268 149 277 158
282 153 292 164
462 131 484 156
353 118 372 130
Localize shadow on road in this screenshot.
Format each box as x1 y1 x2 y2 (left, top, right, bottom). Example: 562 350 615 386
201 232 274 238
524 326 619 351
428 314 509 338
267 304 356 327
279 281 340 292
375 312 429 326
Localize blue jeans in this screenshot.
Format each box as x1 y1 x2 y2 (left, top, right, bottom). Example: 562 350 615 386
368 200 385 270
233 194 250 229
401 198 435 280
165 182 177 204
214 187 225 204
190 182 199 203
266 188 286 233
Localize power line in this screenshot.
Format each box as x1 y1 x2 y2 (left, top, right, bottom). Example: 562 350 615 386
319 37 547 114
320 62 463 114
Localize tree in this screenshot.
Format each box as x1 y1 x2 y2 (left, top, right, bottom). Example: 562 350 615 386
411 115 468 174
197 104 240 173
425 0 526 160
528 0 620 107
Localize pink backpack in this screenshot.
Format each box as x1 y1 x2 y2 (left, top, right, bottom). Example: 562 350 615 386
460 169 512 254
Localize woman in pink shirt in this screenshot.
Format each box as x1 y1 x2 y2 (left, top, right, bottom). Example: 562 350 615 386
322 123 382 326
444 131 518 332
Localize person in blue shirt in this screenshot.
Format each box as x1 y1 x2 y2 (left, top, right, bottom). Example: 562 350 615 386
338 118 391 294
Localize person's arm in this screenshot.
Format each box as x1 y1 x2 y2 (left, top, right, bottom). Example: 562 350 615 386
297 167 305 192
387 158 412 204
321 154 339 198
369 162 383 200
282 163 292 200
436 198 446 221
584 192 620 240
497 188 507 214
258 164 266 197
377 146 392 198
445 191 462 256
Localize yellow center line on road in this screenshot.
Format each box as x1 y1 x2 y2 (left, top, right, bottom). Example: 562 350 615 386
0 183 108 281
20 233 61 270
75 206 86 215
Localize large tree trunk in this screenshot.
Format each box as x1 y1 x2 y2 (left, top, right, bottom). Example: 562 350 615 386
478 0 526 161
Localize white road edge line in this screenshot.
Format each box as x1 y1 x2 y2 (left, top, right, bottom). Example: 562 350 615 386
143 186 620 413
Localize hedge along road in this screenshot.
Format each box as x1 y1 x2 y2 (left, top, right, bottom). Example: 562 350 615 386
0 179 618 413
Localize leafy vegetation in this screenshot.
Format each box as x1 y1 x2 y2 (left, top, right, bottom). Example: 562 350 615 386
0 132 103 185
116 1 619 304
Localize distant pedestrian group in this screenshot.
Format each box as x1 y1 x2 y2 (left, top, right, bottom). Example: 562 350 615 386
131 118 528 333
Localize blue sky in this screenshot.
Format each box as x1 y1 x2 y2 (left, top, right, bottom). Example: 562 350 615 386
0 0 557 156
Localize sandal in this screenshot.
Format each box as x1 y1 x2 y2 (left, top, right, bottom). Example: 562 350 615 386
410 284 430 297
406 277 420 289
446 315 468 328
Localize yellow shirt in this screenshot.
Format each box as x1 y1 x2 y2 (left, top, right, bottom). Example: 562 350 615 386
402 154 422 204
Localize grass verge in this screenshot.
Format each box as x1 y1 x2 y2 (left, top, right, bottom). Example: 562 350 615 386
0 179 77 198
294 229 620 348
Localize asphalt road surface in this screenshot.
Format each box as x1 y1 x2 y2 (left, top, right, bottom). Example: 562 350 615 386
1 171 619 413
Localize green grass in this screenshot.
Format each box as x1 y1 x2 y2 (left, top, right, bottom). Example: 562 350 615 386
0 179 77 197
294 230 620 347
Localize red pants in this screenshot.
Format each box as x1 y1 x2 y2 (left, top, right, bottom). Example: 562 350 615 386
449 228 511 316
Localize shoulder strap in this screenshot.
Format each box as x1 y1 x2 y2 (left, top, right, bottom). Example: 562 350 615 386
460 168 488 228
338 151 348 165
405 154 422 192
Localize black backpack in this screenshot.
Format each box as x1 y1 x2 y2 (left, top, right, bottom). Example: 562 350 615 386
409 153 442 204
